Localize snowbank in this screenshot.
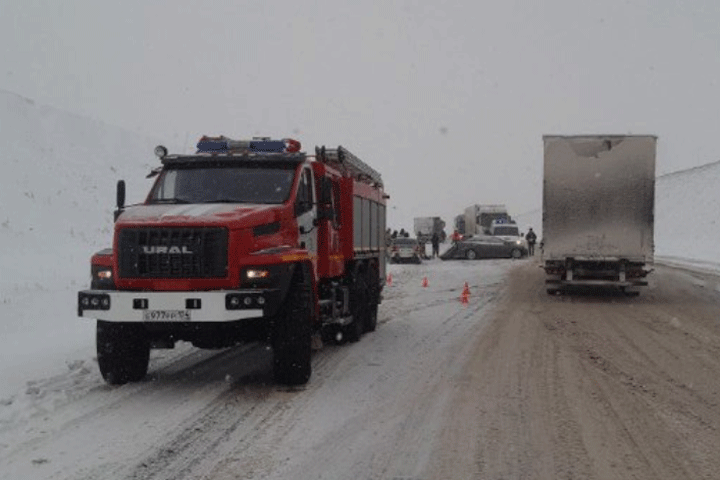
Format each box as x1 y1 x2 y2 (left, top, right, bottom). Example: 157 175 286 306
0 90 163 396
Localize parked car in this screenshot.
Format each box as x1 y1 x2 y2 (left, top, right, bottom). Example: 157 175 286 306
389 237 423 264
440 235 527 260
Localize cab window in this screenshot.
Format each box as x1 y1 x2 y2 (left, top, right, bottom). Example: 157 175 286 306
295 168 314 215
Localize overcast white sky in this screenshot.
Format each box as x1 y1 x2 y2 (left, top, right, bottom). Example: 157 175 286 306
2 0 719 230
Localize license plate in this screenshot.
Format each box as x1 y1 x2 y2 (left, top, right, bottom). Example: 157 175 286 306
143 310 191 322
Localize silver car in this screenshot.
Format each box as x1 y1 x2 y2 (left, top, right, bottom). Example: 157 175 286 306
441 236 527 260
389 237 423 264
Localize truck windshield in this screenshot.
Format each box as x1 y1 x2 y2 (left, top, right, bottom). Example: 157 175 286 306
493 226 519 236
148 164 296 205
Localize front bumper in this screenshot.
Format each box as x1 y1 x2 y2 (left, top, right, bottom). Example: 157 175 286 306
78 288 280 322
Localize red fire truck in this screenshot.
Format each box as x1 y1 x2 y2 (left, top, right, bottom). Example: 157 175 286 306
78 136 387 386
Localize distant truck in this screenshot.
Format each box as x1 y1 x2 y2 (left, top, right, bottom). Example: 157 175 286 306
453 214 466 236
463 204 511 237
542 135 656 295
413 216 446 244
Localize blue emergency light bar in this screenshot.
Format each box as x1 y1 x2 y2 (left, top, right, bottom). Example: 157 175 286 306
196 136 301 154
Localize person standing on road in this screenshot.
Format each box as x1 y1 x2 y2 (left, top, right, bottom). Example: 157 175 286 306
525 228 537 256
451 229 462 244
431 232 440 258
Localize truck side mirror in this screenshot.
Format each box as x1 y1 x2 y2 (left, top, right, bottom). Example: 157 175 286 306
114 180 126 222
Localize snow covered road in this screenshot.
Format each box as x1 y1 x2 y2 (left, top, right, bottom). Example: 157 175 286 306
2 257 720 479
0 258 510 480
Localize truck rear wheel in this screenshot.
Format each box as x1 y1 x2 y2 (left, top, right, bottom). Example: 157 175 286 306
365 267 379 333
96 321 150 385
344 268 367 342
272 266 312 386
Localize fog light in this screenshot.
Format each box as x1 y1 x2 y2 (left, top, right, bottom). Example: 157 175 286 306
81 297 90 307
243 297 253 306
101 297 110 308
257 296 265 305
91 297 99 307
230 296 240 307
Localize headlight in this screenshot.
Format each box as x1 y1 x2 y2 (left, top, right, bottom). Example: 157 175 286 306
246 269 270 279
96 269 112 279
91 265 115 289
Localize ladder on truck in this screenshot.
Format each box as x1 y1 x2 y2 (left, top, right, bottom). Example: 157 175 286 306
316 146 383 188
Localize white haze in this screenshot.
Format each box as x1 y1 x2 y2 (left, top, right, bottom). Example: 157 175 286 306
2 1 720 228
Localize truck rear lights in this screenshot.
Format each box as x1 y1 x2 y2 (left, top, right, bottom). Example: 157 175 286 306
226 293 266 310
78 292 111 311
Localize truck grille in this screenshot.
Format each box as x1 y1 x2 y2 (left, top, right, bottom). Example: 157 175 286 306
118 227 228 278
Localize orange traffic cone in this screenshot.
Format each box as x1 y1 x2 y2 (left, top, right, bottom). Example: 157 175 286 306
387 273 393 286
422 276 429 288
460 282 470 305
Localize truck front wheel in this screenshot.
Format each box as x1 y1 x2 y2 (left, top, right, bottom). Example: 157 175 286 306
272 266 312 386
96 321 150 385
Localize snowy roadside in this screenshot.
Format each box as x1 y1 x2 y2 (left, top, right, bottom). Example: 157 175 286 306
655 255 720 277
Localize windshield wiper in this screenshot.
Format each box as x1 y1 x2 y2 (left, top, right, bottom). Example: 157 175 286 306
150 198 192 204
201 199 245 203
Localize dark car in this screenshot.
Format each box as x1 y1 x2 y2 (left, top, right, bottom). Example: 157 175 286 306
388 237 423 264
440 235 527 260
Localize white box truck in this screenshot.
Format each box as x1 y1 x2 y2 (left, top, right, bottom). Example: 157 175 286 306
463 204 510 237
542 135 656 295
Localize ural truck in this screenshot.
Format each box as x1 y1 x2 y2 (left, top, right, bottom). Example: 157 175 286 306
463 204 511 237
413 216 446 244
542 135 656 295
78 136 388 386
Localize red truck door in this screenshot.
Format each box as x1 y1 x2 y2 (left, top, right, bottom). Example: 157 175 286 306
295 166 319 272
